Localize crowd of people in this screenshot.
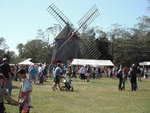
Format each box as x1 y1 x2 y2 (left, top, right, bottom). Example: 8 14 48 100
0 57 150 112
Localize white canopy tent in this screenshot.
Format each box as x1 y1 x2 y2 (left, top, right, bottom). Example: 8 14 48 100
71 59 114 66
139 61 150 66
18 58 34 65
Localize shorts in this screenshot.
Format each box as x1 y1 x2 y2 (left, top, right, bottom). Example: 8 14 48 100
81 74 85 80
53 76 55 82
4 79 12 88
31 75 36 80
55 76 60 83
86 73 91 76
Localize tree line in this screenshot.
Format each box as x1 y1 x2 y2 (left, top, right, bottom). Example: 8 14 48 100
0 15 150 66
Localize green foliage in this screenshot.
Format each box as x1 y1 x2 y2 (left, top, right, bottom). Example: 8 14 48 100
95 37 112 60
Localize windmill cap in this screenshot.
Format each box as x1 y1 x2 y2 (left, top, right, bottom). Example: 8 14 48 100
0 74 7 80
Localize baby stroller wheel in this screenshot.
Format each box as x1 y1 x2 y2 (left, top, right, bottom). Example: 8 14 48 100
60 86 66 91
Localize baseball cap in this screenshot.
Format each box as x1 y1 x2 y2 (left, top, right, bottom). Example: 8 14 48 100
132 64 135 67
0 74 7 80
2 58 8 62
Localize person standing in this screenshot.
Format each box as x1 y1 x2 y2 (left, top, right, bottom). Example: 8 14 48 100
0 58 12 96
10 65 15 80
118 66 123 91
53 64 62 91
137 67 141 81
130 64 137 91
68 66 72 78
80 65 86 82
43 66 47 82
92 67 96 79
86 65 91 82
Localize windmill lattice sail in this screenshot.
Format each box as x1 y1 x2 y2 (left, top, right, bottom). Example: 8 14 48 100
47 3 101 65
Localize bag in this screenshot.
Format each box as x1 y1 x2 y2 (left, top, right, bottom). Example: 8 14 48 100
117 73 121 78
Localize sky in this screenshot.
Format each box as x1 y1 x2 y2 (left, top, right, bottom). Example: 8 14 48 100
0 0 149 55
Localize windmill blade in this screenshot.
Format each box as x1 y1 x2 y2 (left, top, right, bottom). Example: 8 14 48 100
54 5 100 55
79 37 102 59
77 4 100 31
55 39 80 60
47 3 73 27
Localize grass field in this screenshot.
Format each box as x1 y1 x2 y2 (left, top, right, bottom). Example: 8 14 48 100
4 77 150 113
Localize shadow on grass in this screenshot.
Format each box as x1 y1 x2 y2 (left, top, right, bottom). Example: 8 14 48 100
61 90 79 92
4 102 16 106
12 86 20 89
125 89 150 92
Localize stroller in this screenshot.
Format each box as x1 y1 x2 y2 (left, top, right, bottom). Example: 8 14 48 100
60 76 73 91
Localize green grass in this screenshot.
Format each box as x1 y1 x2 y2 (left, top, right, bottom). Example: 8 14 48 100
4 77 150 113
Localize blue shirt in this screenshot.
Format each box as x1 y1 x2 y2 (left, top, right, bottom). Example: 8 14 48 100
118 69 123 75
87 66 91 73
30 68 37 75
55 67 61 76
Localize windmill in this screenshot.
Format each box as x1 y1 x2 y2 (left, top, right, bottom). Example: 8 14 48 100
47 3 101 65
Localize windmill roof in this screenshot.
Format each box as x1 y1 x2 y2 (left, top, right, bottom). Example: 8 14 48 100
55 24 79 40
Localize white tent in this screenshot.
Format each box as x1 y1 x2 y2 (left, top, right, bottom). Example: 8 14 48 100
71 59 114 66
18 58 34 65
139 61 150 66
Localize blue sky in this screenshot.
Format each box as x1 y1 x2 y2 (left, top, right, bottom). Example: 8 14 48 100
0 0 149 55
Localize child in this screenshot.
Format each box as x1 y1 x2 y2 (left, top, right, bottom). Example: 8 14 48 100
17 69 33 113
0 74 19 113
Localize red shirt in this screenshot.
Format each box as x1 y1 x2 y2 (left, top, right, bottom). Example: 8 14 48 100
11 68 14 73
124 67 128 73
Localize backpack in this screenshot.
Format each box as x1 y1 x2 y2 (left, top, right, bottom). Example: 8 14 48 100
117 73 121 78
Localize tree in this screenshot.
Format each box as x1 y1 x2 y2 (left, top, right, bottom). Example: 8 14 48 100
23 39 52 63
16 43 24 57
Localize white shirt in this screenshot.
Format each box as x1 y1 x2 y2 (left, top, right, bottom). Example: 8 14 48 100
80 67 85 74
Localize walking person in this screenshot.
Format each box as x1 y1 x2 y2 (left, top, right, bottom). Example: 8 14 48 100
0 58 12 96
30 65 37 84
53 64 62 91
17 68 33 113
130 64 137 91
118 66 123 91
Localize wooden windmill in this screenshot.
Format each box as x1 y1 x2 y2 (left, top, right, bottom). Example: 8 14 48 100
47 3 101 65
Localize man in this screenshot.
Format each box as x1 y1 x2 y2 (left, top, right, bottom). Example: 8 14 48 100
86 65 91 82
53 64 62 91
0 58 12 96
130 64 137 91
30 65 37 84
